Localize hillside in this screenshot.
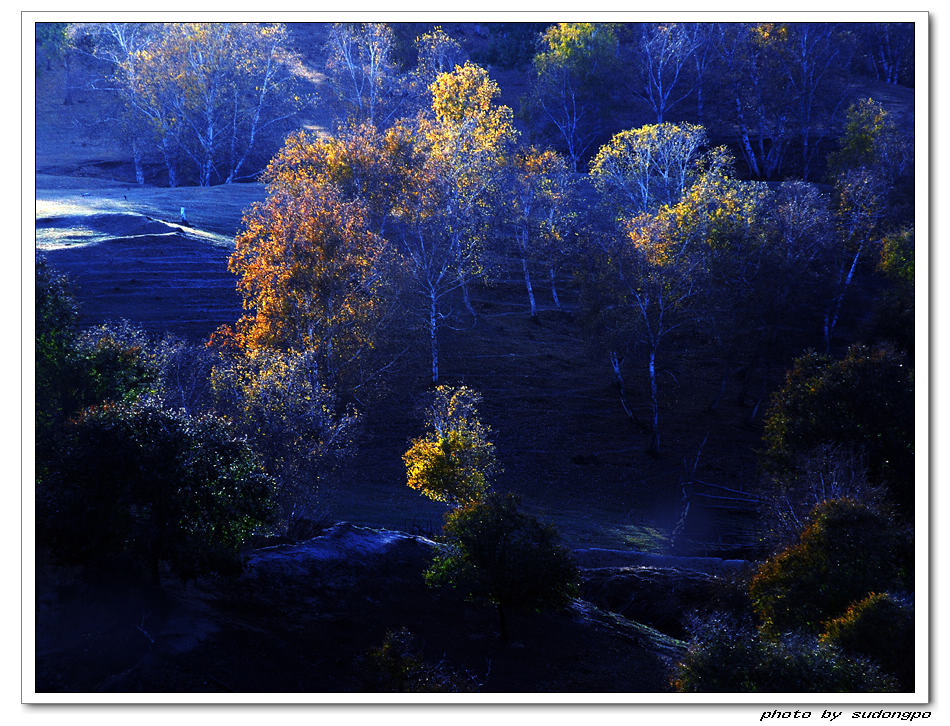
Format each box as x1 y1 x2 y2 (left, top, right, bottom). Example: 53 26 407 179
33 21 914 555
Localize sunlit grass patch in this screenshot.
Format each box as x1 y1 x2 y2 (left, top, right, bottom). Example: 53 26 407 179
608 524 670 553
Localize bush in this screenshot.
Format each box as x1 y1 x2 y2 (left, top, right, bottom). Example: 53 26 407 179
763 344 914 511
74 321 160 407
425 492 578 640
749 499 910 635
673 612 898 693
40 401 275 582
757 444 890 548
36 258 79 445
869 227 915 357
821 592 915 691
367 627 479 692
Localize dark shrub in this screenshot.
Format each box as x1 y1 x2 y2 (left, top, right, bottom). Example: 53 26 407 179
821 592 915 691
749 499 910 635
673 612 898 693
35 257 79 450
74 321 160 407
40 401 275 582
367 627 479 692
763 344 914 510
425 492 578 640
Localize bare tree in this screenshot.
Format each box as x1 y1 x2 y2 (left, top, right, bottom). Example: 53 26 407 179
780 23 845 180
713 23 790 179
632 23 699 123
324 22 400 127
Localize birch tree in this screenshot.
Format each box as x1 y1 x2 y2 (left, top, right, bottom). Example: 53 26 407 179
324 22 401 127
530 23 618 171
589 122 709 216
507 147 575 316
407 62 518 372
713 23 791 179
631 23 699 123
824 167 888 350
85 22 298 187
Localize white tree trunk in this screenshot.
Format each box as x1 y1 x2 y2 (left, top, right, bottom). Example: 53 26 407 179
648 348 660 454
521 244 536 318
131 138 145 185
550 267 561 309
429 290 440 383
825 245 863 352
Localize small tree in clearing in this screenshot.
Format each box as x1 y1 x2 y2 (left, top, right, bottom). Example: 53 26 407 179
403 385 497 506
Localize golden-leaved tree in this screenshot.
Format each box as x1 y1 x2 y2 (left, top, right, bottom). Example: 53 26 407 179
403 385 498 506
507 146 576 317
399 62 519 380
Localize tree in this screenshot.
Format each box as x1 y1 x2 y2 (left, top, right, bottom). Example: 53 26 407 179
701 179 834 412
631 24 699 123
713 23 792 179
35 257 80 448
749 499 910 636
84 22 299 186
223 62 516 384
589 122 709 216
530 23 619 171
683 23 717 122
35 268 163 477
144 23 300 186
40 401 275 582
425 492 578 641
403 385 497 506
757 444 889 547
822 167 889 350
210 348 358 525
409 26 467 108
407 62 518 377
224 136 402 391
776 23 848 180
828 98 913 182
857 23 914 86
870 226 915 356
762 345 915 510
586 145 746 453
324 22 401 127
80 22 164 184
507 146 576 317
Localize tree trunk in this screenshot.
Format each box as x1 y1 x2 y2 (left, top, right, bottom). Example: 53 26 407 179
161 136 178 188
429 290 439 383
520 244 536 318
131 138 145 186
609 350 643 430
549 267 561 308
62 51 74 105
648 348 660 455
460 278 476 320
696 75 704 121
825 245 863 352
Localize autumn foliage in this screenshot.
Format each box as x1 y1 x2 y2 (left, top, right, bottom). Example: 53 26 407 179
403 385 497 506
